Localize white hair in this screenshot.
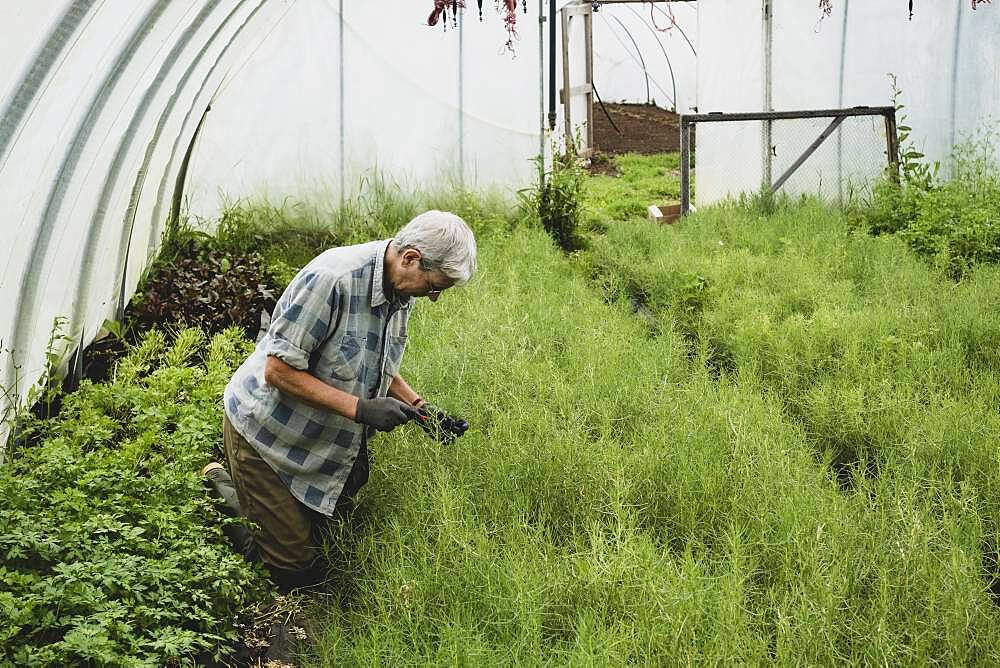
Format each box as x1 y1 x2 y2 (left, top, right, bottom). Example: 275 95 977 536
392 210 477 285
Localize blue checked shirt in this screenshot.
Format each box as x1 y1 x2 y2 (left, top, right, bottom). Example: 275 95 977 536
224 239 414 515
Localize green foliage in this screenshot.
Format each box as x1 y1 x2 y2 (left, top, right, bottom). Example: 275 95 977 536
11 167 1000 665
0 184 522 664
521 151 586 252
857 176 923 236
890 74 940 192
853 77 999 279
900 183 1000 276
857 133 1000 279
305 219 1000 665
0 328 266 666
100 318 129 343
3 318 74 464
582 152 681 222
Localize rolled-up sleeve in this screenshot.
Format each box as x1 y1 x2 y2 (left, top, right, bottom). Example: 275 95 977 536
264 270 340 370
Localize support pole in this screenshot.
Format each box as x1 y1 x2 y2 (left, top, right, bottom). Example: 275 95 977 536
762 0 773 190
539 0 546 188
680 119 691 214
548 0 556 130
561 6 572 150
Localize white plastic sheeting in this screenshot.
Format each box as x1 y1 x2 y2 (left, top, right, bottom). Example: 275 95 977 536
592 1 697 112
2 0 291 426
1 1 587 438
184 2 545 220
695 0 1000 206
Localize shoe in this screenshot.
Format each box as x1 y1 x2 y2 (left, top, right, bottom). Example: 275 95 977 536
264 621 305 666
200 462 242 517
201 461 226 478
200 461 257 559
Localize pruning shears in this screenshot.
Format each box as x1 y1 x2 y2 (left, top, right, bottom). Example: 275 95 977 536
412 405 469 445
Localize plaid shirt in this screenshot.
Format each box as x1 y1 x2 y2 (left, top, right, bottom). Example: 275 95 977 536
224 239 414 515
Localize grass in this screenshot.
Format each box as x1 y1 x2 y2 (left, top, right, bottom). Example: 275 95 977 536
589 196 1000 483
7 153 1000 664
301 186 1000 662
583 152 681 225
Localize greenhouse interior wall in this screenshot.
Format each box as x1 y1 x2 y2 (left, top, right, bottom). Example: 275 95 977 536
695 0 999 207
0 0 587 443
592 1 697 112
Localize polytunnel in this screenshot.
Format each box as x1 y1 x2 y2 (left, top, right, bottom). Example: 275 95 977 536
8 3 1000 665
2 1 603 443
693 0 1000 206
10 0 993 444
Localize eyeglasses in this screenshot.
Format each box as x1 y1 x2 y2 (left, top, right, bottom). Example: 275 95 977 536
423 272 444 298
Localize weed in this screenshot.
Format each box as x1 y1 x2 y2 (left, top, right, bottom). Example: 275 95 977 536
853 77 1000 279
520 150 586 252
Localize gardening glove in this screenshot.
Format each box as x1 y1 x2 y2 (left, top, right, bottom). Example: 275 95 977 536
355 397 421 432
415 403 470 445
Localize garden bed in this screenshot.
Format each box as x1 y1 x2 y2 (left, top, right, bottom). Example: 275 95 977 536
592 103 689 156
6 156 1000 664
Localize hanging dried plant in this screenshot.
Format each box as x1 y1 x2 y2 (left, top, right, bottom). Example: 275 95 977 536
427 0 465 27
427 0 524 54
819 0 991 17
500 0 519 53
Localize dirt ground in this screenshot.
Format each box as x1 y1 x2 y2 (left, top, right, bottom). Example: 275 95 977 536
591 102 687 155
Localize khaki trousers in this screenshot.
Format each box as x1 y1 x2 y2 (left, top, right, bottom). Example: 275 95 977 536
222 416 330 574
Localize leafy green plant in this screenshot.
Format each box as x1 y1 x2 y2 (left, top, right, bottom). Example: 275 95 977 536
521 150 586 252
33 317 72 417
0 346 25 466
855 77 999 278
101 318 129 343
2 317 76 464
890 74 940 192
0 327 267 665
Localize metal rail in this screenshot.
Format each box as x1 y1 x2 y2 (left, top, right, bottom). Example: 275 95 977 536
682 106 895 123
679 106 900 215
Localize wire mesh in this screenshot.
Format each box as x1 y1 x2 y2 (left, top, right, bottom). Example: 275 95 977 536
687 112 892 208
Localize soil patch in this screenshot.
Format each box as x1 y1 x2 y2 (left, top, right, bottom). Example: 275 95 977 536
592 103 690 155
586 151 620 177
